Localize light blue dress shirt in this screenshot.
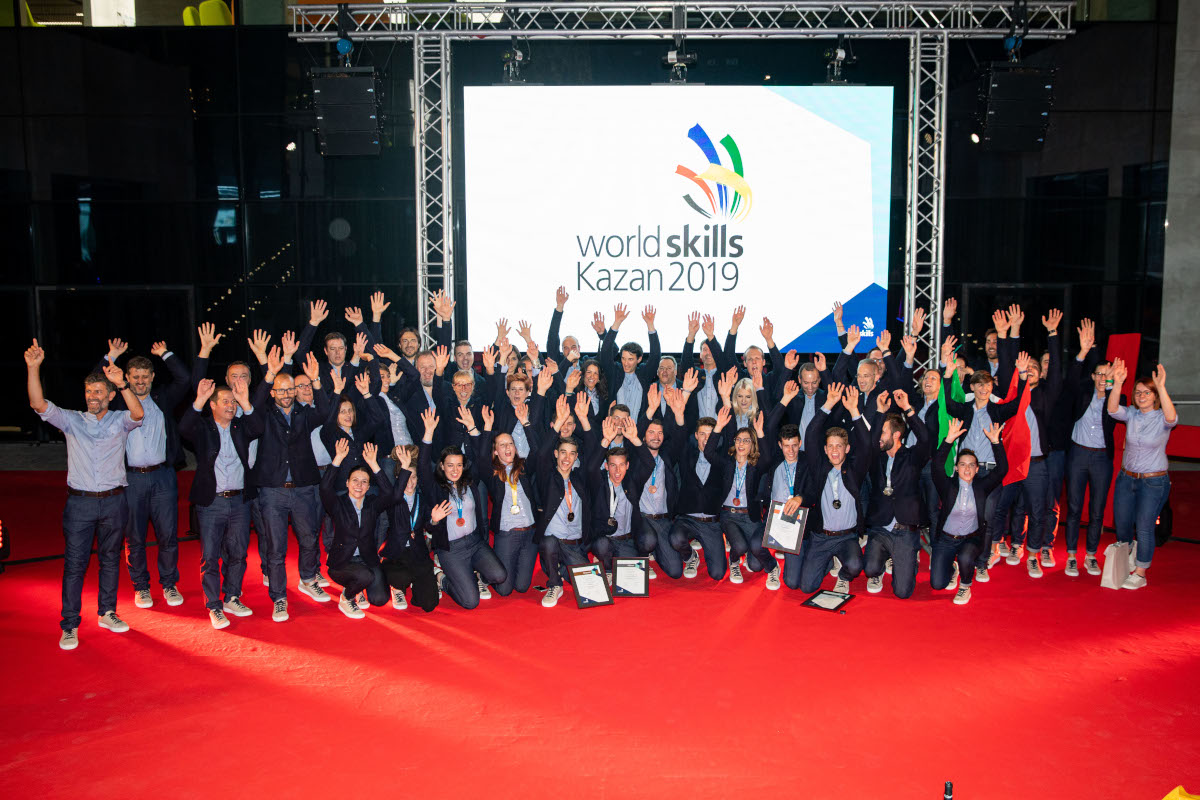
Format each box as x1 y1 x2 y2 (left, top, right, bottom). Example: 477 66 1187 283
38 400 142 492
1110 406 1176 473
214 419 246 493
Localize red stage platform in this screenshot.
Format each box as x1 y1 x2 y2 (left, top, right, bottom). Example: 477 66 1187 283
1 471 1198 799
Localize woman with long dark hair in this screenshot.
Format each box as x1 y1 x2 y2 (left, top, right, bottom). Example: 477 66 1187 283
417 408 507 609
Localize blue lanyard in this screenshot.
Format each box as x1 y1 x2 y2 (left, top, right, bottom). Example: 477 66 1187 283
408 493 420 530
451 487 464 521
734 463 746 500
650 456 661 487
784 461 796 494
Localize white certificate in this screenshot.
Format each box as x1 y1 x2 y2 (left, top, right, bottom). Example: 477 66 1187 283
614 558 649 596
764 502 807 554
573 570 611 604
810 592 845 610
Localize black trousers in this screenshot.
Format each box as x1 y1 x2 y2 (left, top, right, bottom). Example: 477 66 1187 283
381 556 440 612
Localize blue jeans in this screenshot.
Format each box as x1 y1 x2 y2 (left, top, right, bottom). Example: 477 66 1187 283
538 535 588 589
1007 459 1049 551
1112 472 1170 569
1043 449 1066 546
668 515 727 580
61 493 127 630
257 485 322 600
123 466 180 591
793 531 862 593
930 533 982 588
197 494 249 610
720 510 775 573
1065 445 1112 555
436 533 507 608
645 516 681 578
972 463 1001 569
863 526 919 598
492 527 538 595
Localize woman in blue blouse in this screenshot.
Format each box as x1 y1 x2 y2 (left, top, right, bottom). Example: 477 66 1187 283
1106 359 1177 589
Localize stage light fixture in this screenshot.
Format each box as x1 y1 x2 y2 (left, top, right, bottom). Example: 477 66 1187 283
501 38 531 84
970 132 981 144
823 35 857 84
661 5 697 84
285 141 297 152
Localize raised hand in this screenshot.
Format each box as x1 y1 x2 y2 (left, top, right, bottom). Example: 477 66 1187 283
302 352 320 382
832 300 844 326
362 441 379 469
497 340 513 369
370 291 390 321
754 410 765 439
1007 304 1025 334
983 422 1003 444
430 500 454 525
516 319 533 343
553 395 570 430
612 303 630 329
784 349 800 371
456 404 476 431
665 386 687 418
433 345 450 375
642 304 657 330
591 311 606 336
106 337 129 363
730 305 746 333
876 390 892 414
102 363 126 389
751 370 764 391
601 415 619 443
1042 308 1063 332
945 418 965 443
717 366 737 401
230 374 250 406
543 357 558 376
782 380 800 407
421 407 439 439
715 405 732 431
266 346 284 377
354 371 371 397
1077 318 1095 353
565 367 581 394
344 306 364 327
900 335 917 363
248 329 270 363
892 389 911 411
197 322 223 357
812 351 826 372
646 382 661 415
330 370 346 396
940 334 958 366
433 289 455 322
1015 351 1033 375
681 368 699 394
826 382 845 408
1109 357 1128 385
687 311 701 340
876 329 892 352
353 331 368 361
150 340 168 358
992 309 1010 336
481 346 497 374
395 444 413 472
845 324 861 351
514 399 530 426
1152 363 1167 389
333 437 350 463
842 385 860 414
480 404 495 431
537 365 553 396
495 317 511 343
573 391 590 423
910 306 927 337
701 314 716 340
555 285 569 312
942 297 958 325
195 378 216 406
281 330 299 361
309 299 330 326
759 317 775 346
373 342 401 362
526 339 540 365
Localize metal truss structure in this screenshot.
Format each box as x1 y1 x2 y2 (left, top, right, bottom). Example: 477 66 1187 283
290 2 1074 360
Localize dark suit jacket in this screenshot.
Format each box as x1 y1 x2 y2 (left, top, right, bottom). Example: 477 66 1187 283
532 433 594 544
626 412 688 516
932 439 1009 538
242 379 332 489
584 440 646 542
380 479 435 565
599 326 661 418
179 406 259 506
474 427 543 533
319 465 406 570
416 440 490 552
1066 350 1118 461
801 407 871 532
862 406 933 528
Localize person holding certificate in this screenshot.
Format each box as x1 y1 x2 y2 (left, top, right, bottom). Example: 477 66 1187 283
795 383 871 594
860 389 932 599
586 416 654 580
535 395 595 608
628 378 693 579
472 398 542 599
930 418 1008 605
757 381 806 590
417 409 507 610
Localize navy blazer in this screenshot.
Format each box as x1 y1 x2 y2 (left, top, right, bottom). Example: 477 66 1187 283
319 464 407 570
1066 350 1118 461
862 406 933 528
242 378 332 489
674 425 725 517
179 405 259 506
931 439 1009 538
801 407 871 532
626 412 688 516
532 432 594 544
380 476 435 565
417 439 490 552
583 435 645 541
473 427 543 533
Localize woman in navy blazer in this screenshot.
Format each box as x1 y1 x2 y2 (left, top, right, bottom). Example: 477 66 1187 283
320 440 411 619
379 444 442 613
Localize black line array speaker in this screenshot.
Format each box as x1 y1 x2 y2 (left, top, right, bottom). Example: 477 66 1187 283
977 62 1055 151
312 66 382 156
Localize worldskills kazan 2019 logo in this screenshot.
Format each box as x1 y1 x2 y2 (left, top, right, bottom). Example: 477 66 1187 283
675 124 753 222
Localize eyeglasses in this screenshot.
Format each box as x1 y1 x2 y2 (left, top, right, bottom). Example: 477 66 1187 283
1133 389 1154 397
272 387 296 395
453 382 474 389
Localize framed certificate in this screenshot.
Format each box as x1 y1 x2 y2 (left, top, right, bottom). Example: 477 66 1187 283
763 500 808 555
612 557 650 597
802 589 854 613
567 563 613 608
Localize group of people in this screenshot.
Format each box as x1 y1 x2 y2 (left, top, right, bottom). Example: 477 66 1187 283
24 288 1178 650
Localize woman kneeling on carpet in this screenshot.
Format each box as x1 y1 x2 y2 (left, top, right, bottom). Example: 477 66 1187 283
378 444 443 613
929 418 1008 605
321 440 409 619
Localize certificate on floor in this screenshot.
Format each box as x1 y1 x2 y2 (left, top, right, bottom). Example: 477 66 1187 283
612 557 650 597
568 563 613 608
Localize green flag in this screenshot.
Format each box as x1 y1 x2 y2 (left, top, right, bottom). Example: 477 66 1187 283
937 366 967 477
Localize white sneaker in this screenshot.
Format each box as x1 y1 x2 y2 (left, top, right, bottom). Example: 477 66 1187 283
947 563 959 591
1085 554 1101 576
223 596 253 617
392 589 408 610
987 548 1002 568
829 556 842 577
356 591 368 610
648 565 658 580
1040 547 1055 568
866 576 883 594
765 566 781 591
338 593 365 619
1122 572 1148 590
728 562 744 584
262 575 270 587
997 541 1012 557
297 579 331 603
1006 544 1025 566
435 569 445 599
884 558 893 576
477 575 492 600
1027 557 1043 578
974 567 990 583
59 628 79 650
683 550 699 579
1065 555 1079 577
314 572 331 588
98 611 129 633
163 586 184 606
953 585 972 605
690 539 702 551
541 585 563 608
833 577 850 594
134 589 153 609
271 599 289 622
209 609 230 629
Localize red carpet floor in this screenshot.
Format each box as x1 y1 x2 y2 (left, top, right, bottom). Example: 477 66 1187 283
2 473 1199 799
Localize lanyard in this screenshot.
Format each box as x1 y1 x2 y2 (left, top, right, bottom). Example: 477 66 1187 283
451 487 464 522
831 471 842 504
650 456 661 487
407 493 420 530
733 462 747 501
783 461 796 494
508 467 522 513
609 480 620 515
564 478 574 516
885 455 894 494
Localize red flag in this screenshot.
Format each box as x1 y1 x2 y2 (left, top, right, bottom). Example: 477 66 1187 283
1000 368 1031 486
